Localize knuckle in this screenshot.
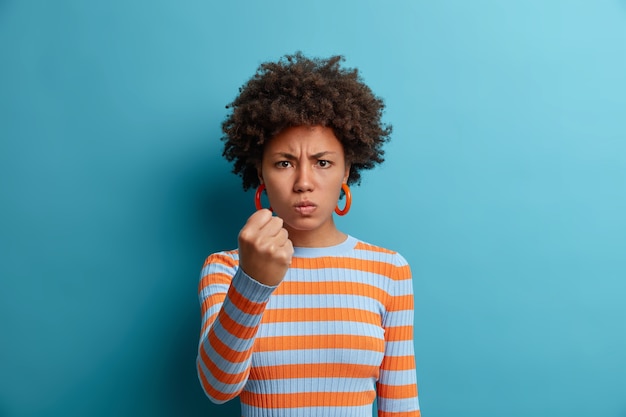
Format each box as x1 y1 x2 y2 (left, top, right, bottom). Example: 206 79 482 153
238 228 253 242
279 249 292 263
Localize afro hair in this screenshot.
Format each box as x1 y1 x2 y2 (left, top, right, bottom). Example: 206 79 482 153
221 52 392 190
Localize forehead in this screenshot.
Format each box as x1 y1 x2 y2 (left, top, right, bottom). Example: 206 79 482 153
264 125 344 155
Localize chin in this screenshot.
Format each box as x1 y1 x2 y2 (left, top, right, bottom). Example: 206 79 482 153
285 220 319 232
288 217 335 235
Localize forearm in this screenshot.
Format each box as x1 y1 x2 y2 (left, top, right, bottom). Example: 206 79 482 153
197 268 276 403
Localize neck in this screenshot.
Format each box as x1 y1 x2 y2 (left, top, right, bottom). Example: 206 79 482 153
286 223 347 248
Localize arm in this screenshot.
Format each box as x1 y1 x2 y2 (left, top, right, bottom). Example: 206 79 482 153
196 252 277 403
377 257 421 417
196 210 293 404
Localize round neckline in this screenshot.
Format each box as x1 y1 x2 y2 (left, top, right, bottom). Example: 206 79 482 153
292 235 357 258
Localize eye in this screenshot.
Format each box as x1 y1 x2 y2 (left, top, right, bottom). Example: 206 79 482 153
275 161 292 168
317 160 332 168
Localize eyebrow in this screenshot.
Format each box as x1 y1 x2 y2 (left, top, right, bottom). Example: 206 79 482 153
272 151 338 160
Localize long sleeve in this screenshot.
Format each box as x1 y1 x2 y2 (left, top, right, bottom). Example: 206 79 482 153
196 252 277 404
377 255 421 417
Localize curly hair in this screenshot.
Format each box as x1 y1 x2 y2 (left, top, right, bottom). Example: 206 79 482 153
221 52 392 190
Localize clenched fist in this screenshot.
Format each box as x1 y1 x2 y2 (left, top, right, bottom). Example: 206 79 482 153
238 209 294 287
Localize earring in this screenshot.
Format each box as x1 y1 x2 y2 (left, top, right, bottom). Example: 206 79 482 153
335 183 352 216
255 184 272 211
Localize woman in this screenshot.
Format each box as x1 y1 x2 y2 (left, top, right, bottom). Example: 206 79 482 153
197 52 421 416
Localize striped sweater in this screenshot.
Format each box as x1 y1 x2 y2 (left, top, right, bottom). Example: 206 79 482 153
197 235 421 417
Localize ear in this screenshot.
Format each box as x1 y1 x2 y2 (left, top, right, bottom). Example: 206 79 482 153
257 166 264 185
343 163 351 183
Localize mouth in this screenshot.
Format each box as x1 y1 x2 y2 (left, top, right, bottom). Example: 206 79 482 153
294 201 317 215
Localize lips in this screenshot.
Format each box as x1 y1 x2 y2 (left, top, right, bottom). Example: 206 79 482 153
294 201 317 215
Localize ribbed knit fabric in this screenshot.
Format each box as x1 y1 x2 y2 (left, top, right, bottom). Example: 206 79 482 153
197 235 421 417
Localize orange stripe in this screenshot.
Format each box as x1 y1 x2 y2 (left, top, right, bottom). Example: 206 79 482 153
240 390 375 408
203 252 238 268
277 280 388 300
262 307 381 325
197 360 232 402
219 308 261 340
200 311 218 336
200 292 226 316
291 257 393 275
207 326 253 364
388 295 414 312
248 363 379 380
254 334 385 352
198 346 248 388
394 264 412 280
355 242 396 254
197 373 239 403
199 271 232 293
379 411 421 417
385 325 414 342
380 355 416 371
227 283 268 315
377 383 418 399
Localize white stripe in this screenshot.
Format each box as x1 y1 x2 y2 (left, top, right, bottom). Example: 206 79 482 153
245 377 377 394
196 355 246 397
378 396 420 412
266 293 385 312
384 340 415 354
256 320 385 339
211 316 257 353
384 309 415 323
200 261 235 278
241 403 374 417
199 282 228 298
378 369 417 385
287 266 397 286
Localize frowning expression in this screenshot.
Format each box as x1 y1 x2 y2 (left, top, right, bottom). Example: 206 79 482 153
259 125 350 239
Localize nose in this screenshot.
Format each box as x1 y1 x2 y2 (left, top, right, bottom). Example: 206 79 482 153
294 164 314 192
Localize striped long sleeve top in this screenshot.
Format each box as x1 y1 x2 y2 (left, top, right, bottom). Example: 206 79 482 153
197 235 421 417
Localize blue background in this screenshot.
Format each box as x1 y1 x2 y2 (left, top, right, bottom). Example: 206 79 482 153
1 1 625 416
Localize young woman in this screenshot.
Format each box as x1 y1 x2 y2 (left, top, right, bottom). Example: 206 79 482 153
197 52 421 417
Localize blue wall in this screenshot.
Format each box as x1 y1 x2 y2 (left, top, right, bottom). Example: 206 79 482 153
1 1 625 416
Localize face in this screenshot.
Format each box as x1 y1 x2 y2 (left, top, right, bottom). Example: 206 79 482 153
259 125 350 244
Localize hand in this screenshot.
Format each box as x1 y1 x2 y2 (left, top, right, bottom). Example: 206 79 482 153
238 209 293 286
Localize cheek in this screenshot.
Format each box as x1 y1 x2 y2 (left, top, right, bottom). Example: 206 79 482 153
264 182 288 205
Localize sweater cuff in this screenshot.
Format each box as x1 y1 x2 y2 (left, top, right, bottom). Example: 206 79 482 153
231 267 278 306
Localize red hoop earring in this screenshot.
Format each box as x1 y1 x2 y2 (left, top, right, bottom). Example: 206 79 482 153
335 183 351 216
255 184 272 211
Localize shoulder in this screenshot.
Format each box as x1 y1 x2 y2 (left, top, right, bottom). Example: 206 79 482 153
198 250 240 295
203 249 239 267
351 237 409 268
350 238 413 296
